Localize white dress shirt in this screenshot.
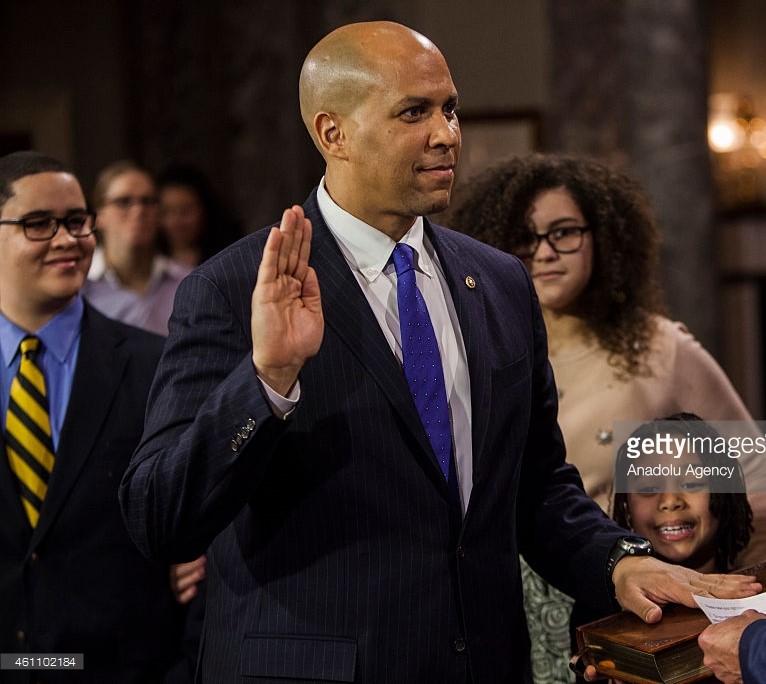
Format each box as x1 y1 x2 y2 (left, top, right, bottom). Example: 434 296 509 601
317 180 473 512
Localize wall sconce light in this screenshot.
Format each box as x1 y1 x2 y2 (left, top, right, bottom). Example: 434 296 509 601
708 93 748 152
708 93 766 211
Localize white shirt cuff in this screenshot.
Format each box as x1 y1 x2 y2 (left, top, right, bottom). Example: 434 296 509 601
257 375 300 419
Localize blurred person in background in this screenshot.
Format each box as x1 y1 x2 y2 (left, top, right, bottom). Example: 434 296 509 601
83 160 190 336
157 162 243 268
83 160 204 678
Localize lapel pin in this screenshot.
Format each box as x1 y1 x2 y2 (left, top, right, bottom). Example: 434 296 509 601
464 275 476 289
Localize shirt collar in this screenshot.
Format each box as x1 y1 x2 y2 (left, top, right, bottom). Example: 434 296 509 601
317 178 434 283
88 249 188 286
0 295 84 367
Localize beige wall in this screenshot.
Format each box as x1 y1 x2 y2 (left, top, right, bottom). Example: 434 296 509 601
389 0 550 112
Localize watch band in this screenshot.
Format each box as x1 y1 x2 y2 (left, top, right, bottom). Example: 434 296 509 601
606 535 654 589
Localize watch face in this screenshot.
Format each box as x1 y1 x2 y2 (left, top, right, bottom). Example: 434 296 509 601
621 536 653 551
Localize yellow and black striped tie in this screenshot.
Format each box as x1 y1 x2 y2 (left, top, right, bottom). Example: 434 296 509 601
5 336 55 527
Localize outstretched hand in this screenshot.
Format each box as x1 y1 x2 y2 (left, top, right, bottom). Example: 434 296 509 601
698 609 766 684
613 556 761 623
251 205 323 395
581 557 761 683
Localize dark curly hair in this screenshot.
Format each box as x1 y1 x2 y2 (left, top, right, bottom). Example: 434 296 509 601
446 154 666 377
612 412 753 571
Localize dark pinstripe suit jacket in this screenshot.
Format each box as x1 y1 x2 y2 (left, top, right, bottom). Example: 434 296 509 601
121 189 626 683
0 304 184 683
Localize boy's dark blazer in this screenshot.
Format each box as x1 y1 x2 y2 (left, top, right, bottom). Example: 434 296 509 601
0 304 183 683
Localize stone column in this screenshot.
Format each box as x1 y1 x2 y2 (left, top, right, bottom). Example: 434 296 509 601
548 0 717 352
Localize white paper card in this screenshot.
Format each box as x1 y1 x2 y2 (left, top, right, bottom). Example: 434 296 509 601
693 592 766 623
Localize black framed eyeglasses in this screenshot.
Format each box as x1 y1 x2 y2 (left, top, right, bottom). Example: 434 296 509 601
0 211 97 242
515 225 590 259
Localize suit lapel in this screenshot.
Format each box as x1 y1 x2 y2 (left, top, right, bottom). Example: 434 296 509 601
31 305 126 547
305 200 443 481
426 223 492 480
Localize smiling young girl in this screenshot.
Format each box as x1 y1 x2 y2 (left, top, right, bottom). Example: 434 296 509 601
571 413 755 673
613 412 752 574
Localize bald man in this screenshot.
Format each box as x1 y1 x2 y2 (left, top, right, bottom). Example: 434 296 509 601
120 22 761 683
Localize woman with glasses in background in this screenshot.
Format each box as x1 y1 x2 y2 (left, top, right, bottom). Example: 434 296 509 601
83 160 203 680
83 160 191 336
447 153 760 684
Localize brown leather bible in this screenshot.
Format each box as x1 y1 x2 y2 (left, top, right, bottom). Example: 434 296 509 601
574 603 714 684
574 562 766 684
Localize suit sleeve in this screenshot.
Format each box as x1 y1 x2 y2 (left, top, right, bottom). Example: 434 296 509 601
119 259 292 564
741 619 766 684
513 264 625 610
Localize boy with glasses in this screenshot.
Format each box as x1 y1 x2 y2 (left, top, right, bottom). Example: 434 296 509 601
0 151 188 682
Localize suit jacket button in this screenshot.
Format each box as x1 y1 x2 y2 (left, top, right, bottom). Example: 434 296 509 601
246 418 256 430
456 546 465 558
30 552 40 566
230 440 240 452
452 637 466 653
16 629 27 645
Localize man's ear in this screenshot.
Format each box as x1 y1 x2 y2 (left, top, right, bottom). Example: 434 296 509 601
314 112 348 160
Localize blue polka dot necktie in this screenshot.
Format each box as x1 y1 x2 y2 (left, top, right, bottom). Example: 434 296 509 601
392 243 458 498
5 336 55 527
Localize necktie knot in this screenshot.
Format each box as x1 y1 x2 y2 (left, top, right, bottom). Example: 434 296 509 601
20 336 40 360
392 243 416 277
